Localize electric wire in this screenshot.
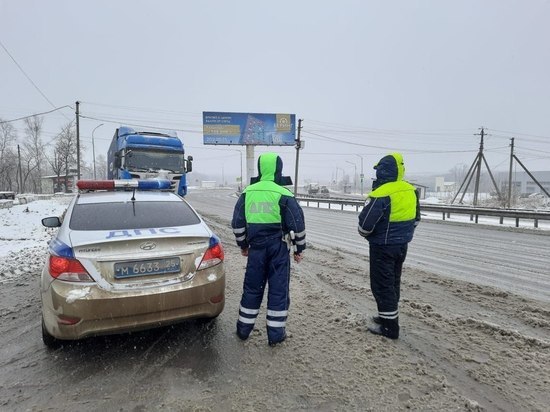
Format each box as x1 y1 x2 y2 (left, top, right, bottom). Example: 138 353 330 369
0 39 58 110
0 105 72 124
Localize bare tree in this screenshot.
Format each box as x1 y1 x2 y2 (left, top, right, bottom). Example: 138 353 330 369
96 154 107 179
47 122 76 192
0 120 18 191
23 115 45 193
449 163 468 186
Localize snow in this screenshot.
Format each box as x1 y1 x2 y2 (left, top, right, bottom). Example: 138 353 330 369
0 195 72 258
66 287 91 303
0 196 72 283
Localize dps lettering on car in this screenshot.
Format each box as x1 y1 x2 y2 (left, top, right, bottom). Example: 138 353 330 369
106 227 181 239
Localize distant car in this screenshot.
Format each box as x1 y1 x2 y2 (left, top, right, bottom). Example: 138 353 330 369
40 179 225 348
0 191 15 200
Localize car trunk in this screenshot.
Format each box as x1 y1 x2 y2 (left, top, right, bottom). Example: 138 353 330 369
69 227 211 289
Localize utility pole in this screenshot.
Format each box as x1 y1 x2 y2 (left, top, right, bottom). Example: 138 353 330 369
17 144 23 193
293 118 303 195
356 154 364 196
346 160 357 194
75 101 81 180
473 127 484 206
507 138 514 208
452 127 502 206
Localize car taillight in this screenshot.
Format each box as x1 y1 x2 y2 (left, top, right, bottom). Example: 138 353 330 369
198 241 224 270
49 255 94 282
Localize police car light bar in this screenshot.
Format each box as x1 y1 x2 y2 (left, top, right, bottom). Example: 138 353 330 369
77 179 172 191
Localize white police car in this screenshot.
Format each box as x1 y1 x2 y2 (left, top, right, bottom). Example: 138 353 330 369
40 179 225 347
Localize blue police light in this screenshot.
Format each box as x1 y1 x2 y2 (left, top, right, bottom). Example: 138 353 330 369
137 179 172 190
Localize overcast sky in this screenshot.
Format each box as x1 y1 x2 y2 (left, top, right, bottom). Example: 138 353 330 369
1 0 549 186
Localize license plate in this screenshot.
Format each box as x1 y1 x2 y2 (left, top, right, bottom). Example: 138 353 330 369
114 257 181 279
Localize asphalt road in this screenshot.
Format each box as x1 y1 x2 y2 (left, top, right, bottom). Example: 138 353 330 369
188 188 550 303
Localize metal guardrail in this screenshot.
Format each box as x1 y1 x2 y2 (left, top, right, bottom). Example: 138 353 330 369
296 196 550 228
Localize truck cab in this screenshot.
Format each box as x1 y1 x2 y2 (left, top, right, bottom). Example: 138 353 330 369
108 127 192 196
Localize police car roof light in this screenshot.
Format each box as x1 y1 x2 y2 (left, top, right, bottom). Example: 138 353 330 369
77 179 172 191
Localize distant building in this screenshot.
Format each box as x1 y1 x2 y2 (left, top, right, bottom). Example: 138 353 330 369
496 171 550 196
41 168 78 193
434 177 457 194
411 183 428 199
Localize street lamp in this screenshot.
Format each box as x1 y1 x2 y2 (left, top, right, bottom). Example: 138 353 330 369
335 167 345 191
346 160 357 194
92 123 104 179
355 154 364 196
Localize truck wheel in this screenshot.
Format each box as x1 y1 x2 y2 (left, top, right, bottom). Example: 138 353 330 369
42 318 62 349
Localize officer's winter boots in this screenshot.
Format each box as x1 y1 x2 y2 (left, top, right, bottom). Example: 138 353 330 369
367 317 399 339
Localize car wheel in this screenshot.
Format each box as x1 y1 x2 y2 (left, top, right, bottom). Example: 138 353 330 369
42 319 62 349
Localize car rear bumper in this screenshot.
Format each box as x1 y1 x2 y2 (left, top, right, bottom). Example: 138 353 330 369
41 271 225 340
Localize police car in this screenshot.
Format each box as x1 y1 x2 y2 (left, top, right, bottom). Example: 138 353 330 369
40 179 225 348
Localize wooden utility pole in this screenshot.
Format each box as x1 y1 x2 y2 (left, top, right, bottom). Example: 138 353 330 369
75 101 80 180
452 127 502 206
17 144 23 193
472 127 485 206
293 118 303 195
507 138 515 208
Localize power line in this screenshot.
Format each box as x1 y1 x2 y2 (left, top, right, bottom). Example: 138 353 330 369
302 130 478 154
81 101 201 117
490 128 550 140
0 39 58 109
0 105 72 124
78 114 203 134
82 111 202 129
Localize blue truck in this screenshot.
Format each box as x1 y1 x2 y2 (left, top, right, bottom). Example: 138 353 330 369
107 126 193 196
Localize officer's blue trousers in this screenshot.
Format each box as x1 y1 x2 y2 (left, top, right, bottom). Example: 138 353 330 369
237 239 290 344
369 243 408 338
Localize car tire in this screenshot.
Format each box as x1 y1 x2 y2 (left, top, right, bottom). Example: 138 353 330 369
42 319 62 349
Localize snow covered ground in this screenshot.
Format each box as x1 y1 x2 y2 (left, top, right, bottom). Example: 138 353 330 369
0 196 71 258
0 196 72 282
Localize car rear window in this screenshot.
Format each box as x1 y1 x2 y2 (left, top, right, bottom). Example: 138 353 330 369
69 201 201 230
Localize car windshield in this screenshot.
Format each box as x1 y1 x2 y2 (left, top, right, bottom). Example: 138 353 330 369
126 149 184 173
69 201 200 230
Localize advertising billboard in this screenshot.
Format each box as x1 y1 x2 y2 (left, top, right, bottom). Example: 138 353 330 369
203 112 296 145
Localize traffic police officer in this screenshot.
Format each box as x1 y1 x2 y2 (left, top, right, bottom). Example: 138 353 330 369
358 153 420 339
232 152 306 346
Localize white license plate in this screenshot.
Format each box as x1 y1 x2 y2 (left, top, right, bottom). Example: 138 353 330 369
114 257 181 278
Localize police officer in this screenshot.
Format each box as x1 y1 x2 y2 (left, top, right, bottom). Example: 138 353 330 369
232 152 306 346
357 153 420 339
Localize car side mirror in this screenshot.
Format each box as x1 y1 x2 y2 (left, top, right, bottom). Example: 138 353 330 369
186 156 193 173
42 217 62 228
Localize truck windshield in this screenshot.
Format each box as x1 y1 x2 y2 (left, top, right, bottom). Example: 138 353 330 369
126 149 184 173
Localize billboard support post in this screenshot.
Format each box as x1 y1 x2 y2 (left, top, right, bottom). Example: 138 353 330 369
246 145 255 187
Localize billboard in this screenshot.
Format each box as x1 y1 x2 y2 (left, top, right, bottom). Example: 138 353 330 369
203 112 296 145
